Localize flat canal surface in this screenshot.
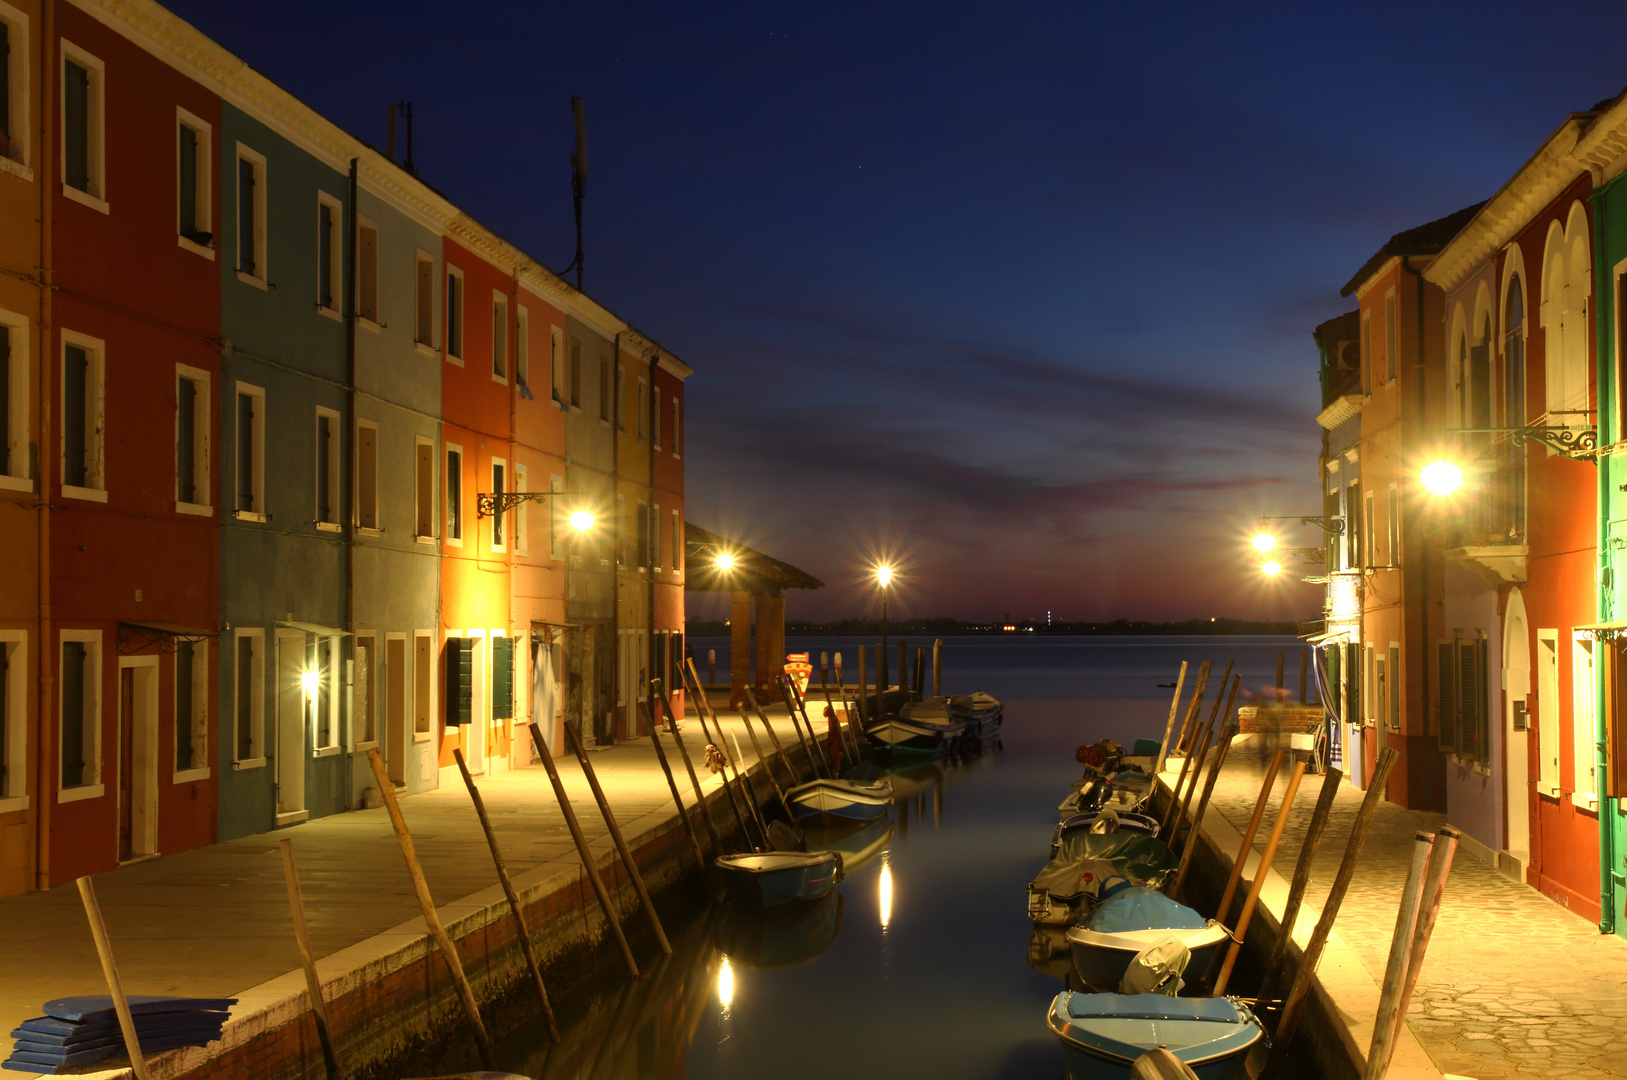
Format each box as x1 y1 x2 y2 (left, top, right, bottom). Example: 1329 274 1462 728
496 635 1300 1079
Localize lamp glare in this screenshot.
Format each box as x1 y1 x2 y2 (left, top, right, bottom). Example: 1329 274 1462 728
1262 560 1283 577
716 553 736 571
569 510 595 532
1421 460 1464 497
876 565 893 588
1252 533 1277 553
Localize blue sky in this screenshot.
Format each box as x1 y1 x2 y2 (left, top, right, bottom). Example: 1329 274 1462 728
167 0 1627 622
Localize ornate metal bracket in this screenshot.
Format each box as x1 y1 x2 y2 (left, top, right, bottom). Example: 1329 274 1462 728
1451 426 1598 462
476 491 550 519
1261 515 1344 536
1289 547 1327 564
117 624 218 656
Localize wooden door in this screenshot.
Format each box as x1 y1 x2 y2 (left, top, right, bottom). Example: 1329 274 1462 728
386 637 407 785
118 669 134 862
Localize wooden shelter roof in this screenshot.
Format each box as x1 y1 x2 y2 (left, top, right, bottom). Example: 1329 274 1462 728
684 523 824 595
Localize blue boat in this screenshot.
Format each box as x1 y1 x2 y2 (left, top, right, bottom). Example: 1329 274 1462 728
715 850 842 907
1064 888 1229 990
785 777 892 825
1046 992 1265 1080
1049 811 1162 858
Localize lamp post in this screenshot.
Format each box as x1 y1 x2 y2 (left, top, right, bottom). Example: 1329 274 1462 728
876 565 893 693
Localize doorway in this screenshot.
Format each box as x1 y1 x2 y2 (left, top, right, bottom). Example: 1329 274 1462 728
1505 590 1531 862
464 631 487 774
275 631 307 824
116 657 158 863
386 634 407 786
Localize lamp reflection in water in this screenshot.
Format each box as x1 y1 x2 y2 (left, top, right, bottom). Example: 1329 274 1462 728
716 955 735 1015
879 852 894 931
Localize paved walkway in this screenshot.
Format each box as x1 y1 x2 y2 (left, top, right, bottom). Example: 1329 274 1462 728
0 706 815 1078
1200 742 1627 1080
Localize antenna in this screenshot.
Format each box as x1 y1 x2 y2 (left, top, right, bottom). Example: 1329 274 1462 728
388 102 417 176
560 97 587 290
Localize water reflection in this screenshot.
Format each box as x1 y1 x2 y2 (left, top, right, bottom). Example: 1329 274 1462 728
879 853 894 931
716 957 734 1012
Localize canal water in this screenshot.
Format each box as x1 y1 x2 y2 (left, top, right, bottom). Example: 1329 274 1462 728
494 635 1302 1080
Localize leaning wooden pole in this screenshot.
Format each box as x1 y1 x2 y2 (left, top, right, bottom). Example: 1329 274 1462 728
1212 760 1306 995
857 645 869 724
1169 666 1231 847
783 674 831 776
687 677 766 850
1374 826 1460 1080
742 684 806 785
932 638 943 698
450 750 560 1040
516 730 641 979
819 663 861 764
737 706 796 819
75 877 152 1080
278 840 344 1079
754 682 819 780
1263 767 1345 997
642 696 709 867
1169 720 1238 900
1158 666 1213 838
1173 660 1213 756
1212 749 1285 927
1176 673 1240 854
777 676 832 779
658 685 728 856
364 749 498 1067
1361 831 1436 1080
562 723 674 955
1154 661 1190 773
1275 747 1400 1045
831 663 867 752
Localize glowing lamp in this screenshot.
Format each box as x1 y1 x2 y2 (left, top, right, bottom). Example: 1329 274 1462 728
876 565 893 588
1252 533 1277 553
1421 460 1464 497
300 670 319 698
716 552 736 571
1261 561 1282 577
568 510 596 532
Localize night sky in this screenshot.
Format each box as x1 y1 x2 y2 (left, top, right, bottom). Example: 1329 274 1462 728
166 1 1627 624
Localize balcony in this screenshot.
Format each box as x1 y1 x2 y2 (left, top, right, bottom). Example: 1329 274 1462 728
1445 446 1526 585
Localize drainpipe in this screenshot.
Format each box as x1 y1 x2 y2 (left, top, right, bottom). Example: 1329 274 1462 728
1402 256 1433 808
1589 168 1617 935
343 158 357 812
34 0 56 891
647 350 658 727
607 330 619 745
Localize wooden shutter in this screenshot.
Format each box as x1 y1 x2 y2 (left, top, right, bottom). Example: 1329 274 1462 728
179 125 197 236
415 442 433 537
237 158 256 275
357 425 377 530
359 227 378 323
64 61 89 192
63 346 87 488
491 637 513 721
1608 643 1627 800
446 638 472 725
1437 641 1457 752
1 325 10 476
1475 638 1489 765
177 378 196 504
60 641 86 787
1459 640 1482 762
0 24 11 147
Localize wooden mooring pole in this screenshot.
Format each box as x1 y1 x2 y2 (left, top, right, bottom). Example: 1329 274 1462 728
1212 749 1285 927
857 644 869 723
660 675 728 855
1166 662 1233 843
75 876 152 1080
741 683 806 784
1212 760 1306 995
747 684 817 782
1382 826 1460 1077
1169 720 1237 901
1154 661 1189 774
364 748 498 1067
932 638 942 698
1361 831 1436 1080
737 705 795 819
1172 660 1213 758
450 750 561 1040
642 697 709 867
1158 663 1213 837
278 840 344 1079
1262 767 1344 999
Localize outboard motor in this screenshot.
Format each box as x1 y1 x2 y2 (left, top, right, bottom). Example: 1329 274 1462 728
1088 808 1122 835
1119 937 1191 997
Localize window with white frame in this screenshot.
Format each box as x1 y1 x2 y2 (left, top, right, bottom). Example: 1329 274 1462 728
235 383 265 519
492 292 508 382
173 640 208 779
653 501 663 572
551 325 565 404
1537 629 1560 794
445 444 463 544
1572 633 1596 804
1384 291 1397 383
233 628 264 765
413 630 433 737
1387 643 1401 731
316 193 341 316
309 634 339 752
357 219 379 325
315 408 340 528
175 365 209 513
636 500 649 570
59 630 101 795
355 632 377 747
1 309 30 488
356 419 378 531
671 508 681 572
672 397 681 458
414 437 435 540
0 3 31 173
600 356 612 423
0 630 27 808
569 339 582 409
653 386 662 450
60 41 105 209
176 108 211 252
445 267 464 362
1363 643 1376 724
235 145 266 284
1360 314 1372 396
516 307 529 390
490 458 507 552
637 375 648 441
514 464 529 556
614 363 624 429
60 332 104 499
1363 491 1375 568
414 251 434 346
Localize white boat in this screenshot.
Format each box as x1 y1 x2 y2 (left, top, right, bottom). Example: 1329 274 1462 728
785 777 893 825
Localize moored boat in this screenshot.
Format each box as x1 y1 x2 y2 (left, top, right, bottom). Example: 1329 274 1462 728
1027 832 1179 926
863 716 960 756
1049 810 1161 858
1046 991 1265 1080
1064 887 1228 990
785 777 893 825
716 851 843 907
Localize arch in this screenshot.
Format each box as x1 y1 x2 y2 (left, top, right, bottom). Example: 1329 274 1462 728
1499 241 1528 356
1448 301 1469 427
1471 278 1494 344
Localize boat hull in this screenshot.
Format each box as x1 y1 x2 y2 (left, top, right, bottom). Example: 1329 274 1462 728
1046 992 1265 1080
863 718 957 755
786 779 892 825
1065 923 1230 989
716 851 842 908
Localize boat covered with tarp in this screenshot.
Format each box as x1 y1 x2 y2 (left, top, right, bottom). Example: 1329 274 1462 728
1048 809 1161 857
1026 832 1178 926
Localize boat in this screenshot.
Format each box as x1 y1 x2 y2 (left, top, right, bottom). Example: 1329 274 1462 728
714 891 843 969
1046 992 1266 1080
784 776 893 825
1064 888 1228 990
1049 810 1161 858
715 850 842 907
950 690 1003 737
1027 832 1178 926
863 715 960 756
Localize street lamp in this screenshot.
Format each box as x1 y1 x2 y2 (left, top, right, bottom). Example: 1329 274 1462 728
876 564 894 694
568 509 596 532
1261 560 1283 577
1252 533 1277 553
1420 460 1464 497
716 552 736 571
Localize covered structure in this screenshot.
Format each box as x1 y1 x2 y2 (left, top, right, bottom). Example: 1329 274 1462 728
685 523 823 704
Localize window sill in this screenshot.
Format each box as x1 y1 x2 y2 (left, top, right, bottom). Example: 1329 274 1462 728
415 341 439 359
445 354 464 368
354 740 378 752
234 510 268 523
0 795 29 815
58 783 105 804
492 373 509 386
275 810 308 827
176 501 213 517
357 526 382 538
236 271 268 292
62 484 108 503
318 305 342 323
177 235 215 260
62 184 109 214
0 475 35 493
1573 792 1600 812
445 538 464 549
233 756 266 771
358 317 382 333
316 521 342 533
313 745 341 759
1537 781 1562 799
415 534 437 546
413 730 433 743
172 767 210 785
0 157 34 183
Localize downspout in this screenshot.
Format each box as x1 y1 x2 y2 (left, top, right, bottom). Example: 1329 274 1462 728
343 158 357 811
607 330 619 745
508 268 518 750
34 0 55 891
647 351 658 729
1402 255 1433 807
1589 167 1617 935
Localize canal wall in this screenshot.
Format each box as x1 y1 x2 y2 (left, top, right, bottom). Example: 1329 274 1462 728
142 774 762 1080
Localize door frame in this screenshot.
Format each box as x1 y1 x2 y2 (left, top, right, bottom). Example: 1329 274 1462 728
385 632 408 786
115 655 160 863
274 629 308 825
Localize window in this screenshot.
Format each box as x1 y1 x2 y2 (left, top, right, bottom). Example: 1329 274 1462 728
415 251 434 346
600 355 612 423
314 409 339 528
492 293 508 382
355 633 377 748
1384 291 1397 383
615 364 626 430
356 420 378 531
516 307 529 390
176 109 211 252
1375 653 1388 730
233 628 264 765
59 630 101 797
235 145 266 284
0 5 31 172
1345 481 1361 570
672 397 682 458
636 500 649 569
1360 314 1372 395
672 508 682 572
445 445 463 544
413 631 434 737
653 502 663 572
551 326 565 404
1387 642 1401 732
234 383 265 520
175 365 209 513
174 640 208 780
60 42 104 210
1387 484 1400 568
357 220 378 324
414 437 434 539
1437 634 1488 762
569 340 582 409
490 459 507 552
309 635 339 752
1537 629 1560 795
1573 633 1596 805
316 194 341 315
491 636 514 723
550 474 563 559
0 630 28 808
514 464 529 556
445 267 463 362
1 311 31 487
1363 491 1375 569
60 332 104 499
653 387 662 450
637 376 649 441
1362 644 1376 724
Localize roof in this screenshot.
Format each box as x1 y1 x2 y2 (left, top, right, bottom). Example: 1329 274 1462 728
1339 203 1487 297
684 523 824 595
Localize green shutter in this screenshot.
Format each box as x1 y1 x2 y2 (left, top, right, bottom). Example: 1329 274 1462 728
491 637 514 720
446 638 472 725
237 157 255 276
1437 642 1456 753
1474 638 1489 764
64 61 89 192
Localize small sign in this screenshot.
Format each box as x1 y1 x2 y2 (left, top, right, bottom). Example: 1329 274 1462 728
784 652 813 696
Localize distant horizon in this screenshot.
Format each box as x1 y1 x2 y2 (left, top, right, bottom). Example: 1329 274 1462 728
684 614 1304 636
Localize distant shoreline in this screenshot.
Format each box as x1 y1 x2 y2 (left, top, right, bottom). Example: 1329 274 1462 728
685 617 1304 638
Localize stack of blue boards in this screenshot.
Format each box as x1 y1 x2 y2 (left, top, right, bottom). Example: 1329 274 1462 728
3 996 235 1074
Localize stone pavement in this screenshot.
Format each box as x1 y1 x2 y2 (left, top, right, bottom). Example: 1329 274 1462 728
0 705 811 1078
1201 742 1627 1080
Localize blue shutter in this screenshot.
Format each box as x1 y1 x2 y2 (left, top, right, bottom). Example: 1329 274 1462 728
446 638 472 724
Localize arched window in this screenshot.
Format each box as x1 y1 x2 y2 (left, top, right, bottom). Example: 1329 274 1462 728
1471 315 1491 429
1456 332 1468 429
1503 277 1526 540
